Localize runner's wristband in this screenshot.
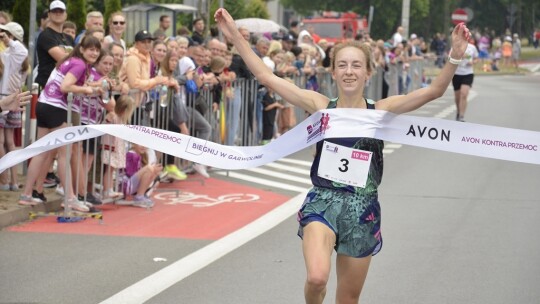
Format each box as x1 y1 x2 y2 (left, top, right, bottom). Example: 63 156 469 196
448 49 462 65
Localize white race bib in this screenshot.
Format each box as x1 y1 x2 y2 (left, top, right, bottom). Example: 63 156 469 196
317 141 372 188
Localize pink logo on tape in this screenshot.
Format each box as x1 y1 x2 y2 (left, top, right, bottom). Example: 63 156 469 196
351 151 370 161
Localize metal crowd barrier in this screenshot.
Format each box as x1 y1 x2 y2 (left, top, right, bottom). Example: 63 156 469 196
22 56 435 211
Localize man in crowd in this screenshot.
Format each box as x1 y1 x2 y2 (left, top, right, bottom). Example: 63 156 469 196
154 15 171 38
74 11 103 44
120 30 168 109
191 18 206 45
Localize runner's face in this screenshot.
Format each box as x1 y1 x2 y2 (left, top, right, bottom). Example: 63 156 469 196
332 47 370 93
96 55 114 75
81 46 100 64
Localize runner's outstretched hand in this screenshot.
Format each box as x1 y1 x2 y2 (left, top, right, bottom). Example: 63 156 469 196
214 8 238 43
450 22 472 59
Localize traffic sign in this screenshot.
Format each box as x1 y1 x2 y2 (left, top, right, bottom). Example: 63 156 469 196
451 8 468 25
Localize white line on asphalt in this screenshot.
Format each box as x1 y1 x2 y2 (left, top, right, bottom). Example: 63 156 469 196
99 191 308 304
276 158 313 167
264 162 311 175
215 171 309 193
244 167 312 185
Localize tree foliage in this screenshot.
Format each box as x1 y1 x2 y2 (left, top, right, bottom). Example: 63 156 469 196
11 0 30 44
67 0 87 33
104 0 122 26
279 0 539 41
245 0 270 19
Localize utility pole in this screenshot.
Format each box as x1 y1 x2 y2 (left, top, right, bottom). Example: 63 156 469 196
401 0 410 38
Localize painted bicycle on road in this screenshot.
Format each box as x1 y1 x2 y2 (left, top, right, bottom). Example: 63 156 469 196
154 191 260 207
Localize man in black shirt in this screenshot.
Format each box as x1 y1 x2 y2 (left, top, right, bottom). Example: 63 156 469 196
35 0 74 88
191 18 206 45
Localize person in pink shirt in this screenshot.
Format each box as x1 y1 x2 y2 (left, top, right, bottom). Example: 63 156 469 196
123 143 162 208
20 35 102 212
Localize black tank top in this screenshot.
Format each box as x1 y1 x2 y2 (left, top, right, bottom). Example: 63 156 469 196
310 98 384 195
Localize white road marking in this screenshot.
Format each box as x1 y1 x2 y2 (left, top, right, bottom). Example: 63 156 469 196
275 158 312 167
215 171 309 193
264 162 311 175
244 167 312 185
99 191 308 304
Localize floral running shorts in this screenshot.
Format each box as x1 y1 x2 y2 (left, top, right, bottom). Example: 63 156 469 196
297 186 382 258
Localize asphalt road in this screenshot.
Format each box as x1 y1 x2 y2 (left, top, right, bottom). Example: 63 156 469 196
1 73 539 304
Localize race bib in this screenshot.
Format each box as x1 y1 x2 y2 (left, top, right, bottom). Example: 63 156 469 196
317 141 372 188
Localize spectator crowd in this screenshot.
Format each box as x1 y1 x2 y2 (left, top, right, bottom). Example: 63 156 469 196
0 1 526 212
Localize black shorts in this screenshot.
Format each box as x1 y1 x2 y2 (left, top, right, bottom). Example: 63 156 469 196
36 102 68 129
80 124 98 154
452 74 474 91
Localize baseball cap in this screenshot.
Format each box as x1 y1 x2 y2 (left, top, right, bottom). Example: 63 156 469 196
0 22 24 42
282 34 294 42
50 0 66 11
135 30 156 42
410 33 417 40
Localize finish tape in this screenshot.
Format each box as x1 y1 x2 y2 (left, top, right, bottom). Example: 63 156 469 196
1 108 539 174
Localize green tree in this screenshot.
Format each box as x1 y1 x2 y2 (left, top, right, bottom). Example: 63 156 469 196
11 0 30 44
67 0 87 34
244 0 270 19
209 0 247 26
104 0 122 25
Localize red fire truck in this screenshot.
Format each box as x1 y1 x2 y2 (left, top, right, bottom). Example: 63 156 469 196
302 11 368 44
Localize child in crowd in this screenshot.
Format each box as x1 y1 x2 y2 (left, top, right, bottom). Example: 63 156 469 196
62 21 77 40
124 143 162 208
101 95 134 199
261 88 283 145
68 49 116 204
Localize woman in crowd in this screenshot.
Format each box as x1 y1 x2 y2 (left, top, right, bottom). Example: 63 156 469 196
103 12 126 51
19 35 103 212
0 22 28 191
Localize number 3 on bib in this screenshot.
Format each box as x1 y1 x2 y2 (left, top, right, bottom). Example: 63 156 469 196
318 141 372 188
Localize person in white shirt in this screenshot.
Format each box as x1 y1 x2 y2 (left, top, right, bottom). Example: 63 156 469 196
392 26 404 47
452 38 478 121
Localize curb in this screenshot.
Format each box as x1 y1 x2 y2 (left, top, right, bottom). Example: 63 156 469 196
0 199 62 229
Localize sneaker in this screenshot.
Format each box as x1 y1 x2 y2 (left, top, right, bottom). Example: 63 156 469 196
18 194 42 206
0 184 9 191
43 173 58 188
78 193 102 205
9 184 20 191
62 197 90 212
164 164 187 180
193 164 210 178
32 190 47 203
56 185 65 196
132 195 154 208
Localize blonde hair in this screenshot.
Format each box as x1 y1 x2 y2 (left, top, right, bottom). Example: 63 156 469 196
209 56 227 73
266 40 282 56
330 41 373 74
115 95 135 124
176 36 189 46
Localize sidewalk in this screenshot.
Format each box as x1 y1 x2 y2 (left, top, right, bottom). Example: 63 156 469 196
0 187 63 229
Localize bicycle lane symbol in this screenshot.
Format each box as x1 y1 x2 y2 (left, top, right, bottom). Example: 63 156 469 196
154 192 261 207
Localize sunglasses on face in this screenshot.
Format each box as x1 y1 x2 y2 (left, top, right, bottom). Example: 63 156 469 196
50 9 65 14
112 21 125 25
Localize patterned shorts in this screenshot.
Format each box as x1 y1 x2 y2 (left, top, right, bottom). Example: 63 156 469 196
297 187 382 258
